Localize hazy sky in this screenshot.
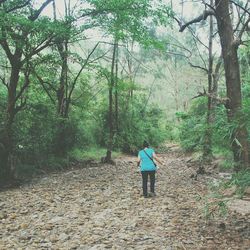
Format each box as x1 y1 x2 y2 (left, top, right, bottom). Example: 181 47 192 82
39 0 203 42
41 0 202 20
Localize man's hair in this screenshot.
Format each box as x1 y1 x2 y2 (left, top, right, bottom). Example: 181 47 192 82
143 140 149 148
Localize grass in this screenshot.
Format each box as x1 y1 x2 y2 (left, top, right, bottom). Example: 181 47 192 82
15 147 122 180
227 170 250 197
69 147 121 161
213 147 234 170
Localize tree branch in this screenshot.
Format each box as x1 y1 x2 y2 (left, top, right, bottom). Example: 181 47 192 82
29 0 53 21
14 98 27 114
179 10 215 32
202 0 216 12
192 87 229 105
0 75 8 89
212 55 223 86
15 67 31 102
6 0 31 13
230 0 250 16
23 36 54 62
173 16 182 27
33 69 57 92
188 62 208 73
0 37 14 62
234 1 249 33
68 42 100 102
33 71 56 104
238 17 250 42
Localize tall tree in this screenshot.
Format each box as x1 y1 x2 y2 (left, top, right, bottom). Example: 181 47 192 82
0 0 61 182
83 0 173 162
215 0 249 168
32 0 103 156
180 0 250 168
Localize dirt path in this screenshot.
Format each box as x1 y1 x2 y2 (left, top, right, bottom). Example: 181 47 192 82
0 151 249 250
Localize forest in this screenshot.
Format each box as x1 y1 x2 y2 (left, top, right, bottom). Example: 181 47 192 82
0 0 250 249
0 0 250 187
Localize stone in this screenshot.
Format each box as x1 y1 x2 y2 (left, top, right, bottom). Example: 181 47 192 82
228 199 250 216
222 186 237 197
244 187 250 196
59 233 70 242
0 153 249 249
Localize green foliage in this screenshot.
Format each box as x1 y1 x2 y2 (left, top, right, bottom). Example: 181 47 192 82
69 147 121 162
0 0 173 182
203 181 229 219
83 0 173 46
242 84 250 141
239 38 250 141
177 96 238 159
229 170 250 194
14 102 58 167
178 98 207 152
115 96 168 153
202 170 250 220
204 197 228 220
0 6 69 56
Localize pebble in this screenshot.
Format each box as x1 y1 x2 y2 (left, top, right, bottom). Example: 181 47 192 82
0 152 249 249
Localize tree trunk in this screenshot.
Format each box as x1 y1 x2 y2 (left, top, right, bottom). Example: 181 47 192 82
57 41 68 117
106 41 118 162
203 9 214 160
54 40 69 156
0 127 13 183
0 57 22 183
53 2 70 156
215 0 249 168
114 46 119 132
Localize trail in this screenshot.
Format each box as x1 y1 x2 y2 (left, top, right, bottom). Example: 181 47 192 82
0 149 249 250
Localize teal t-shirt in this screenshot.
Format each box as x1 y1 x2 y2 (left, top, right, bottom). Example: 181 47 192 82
138 148 156 171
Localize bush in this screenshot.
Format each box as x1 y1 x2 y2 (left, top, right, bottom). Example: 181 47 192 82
230 170 250 190
116 98 168 153
178 97 234 156
69 147 121 161
178 98 207 152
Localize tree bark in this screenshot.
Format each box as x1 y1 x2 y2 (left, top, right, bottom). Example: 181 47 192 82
57 41 68 118
114 45 119 132
179 0 249 168
106 41 118 162
215 0 249 168
203 8 214 160
53 0 70 156
0 52 22 182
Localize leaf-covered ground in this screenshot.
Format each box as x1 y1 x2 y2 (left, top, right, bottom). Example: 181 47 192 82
0 149 249 249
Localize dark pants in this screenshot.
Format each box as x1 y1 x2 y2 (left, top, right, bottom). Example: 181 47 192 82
141 171 156 197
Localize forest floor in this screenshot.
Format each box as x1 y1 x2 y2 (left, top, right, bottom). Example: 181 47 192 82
0 145 250 250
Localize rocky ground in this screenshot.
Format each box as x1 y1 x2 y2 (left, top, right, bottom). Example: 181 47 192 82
0 149 249 250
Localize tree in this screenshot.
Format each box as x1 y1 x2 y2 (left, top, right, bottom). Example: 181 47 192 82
83 0 173 162
180 0 250 169
0 0 63 182
25 0 105 157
